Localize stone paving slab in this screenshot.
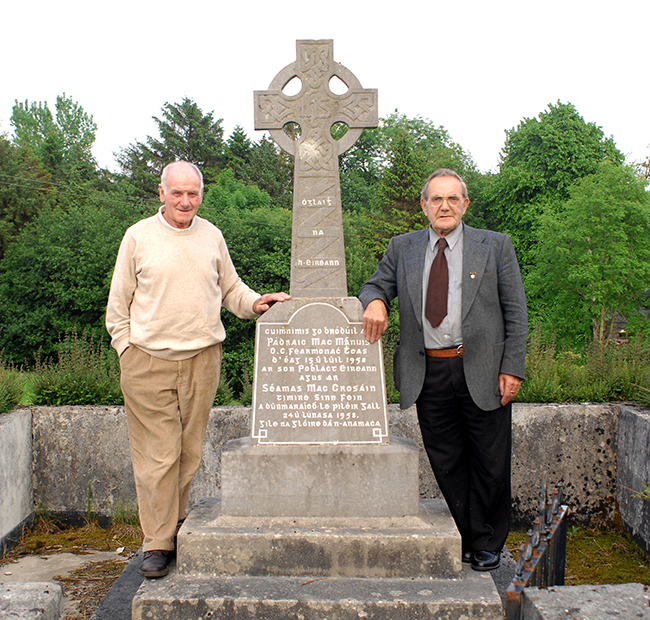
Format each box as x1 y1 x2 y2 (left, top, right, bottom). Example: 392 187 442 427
133 563 502 620
0 582 62 620
523 583 650 619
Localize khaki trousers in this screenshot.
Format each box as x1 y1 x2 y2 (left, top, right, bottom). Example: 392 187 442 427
120 344 221 552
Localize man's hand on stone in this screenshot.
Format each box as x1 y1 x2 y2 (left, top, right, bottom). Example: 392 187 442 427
363 299 389 343
499 373 521 406
254 292 291 314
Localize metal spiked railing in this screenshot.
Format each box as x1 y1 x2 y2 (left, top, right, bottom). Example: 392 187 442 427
506 472 569 619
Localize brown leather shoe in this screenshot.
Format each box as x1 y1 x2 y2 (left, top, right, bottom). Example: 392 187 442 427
139 550 169 578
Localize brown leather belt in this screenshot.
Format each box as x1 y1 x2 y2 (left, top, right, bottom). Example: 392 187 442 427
426 345 463 358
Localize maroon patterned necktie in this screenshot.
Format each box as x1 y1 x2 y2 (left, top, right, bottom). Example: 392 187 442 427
425 238 448 328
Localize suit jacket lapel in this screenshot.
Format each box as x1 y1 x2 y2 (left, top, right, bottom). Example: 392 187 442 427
405 228 428 329
462 225 490 321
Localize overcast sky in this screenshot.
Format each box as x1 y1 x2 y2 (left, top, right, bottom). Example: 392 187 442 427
1 0 648 174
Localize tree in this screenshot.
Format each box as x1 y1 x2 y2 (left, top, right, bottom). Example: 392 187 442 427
0 135 51 257
117 98 226 197
338 125 383 213
635 151 650 181
10 94 98 183
0 187 150 363
484 101 624 269
239 136 293 210
338 112 481 216
376 127 425 214
224 125 253 179
527 163 650 348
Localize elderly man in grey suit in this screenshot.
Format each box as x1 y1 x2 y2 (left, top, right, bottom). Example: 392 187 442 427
360 168 527 571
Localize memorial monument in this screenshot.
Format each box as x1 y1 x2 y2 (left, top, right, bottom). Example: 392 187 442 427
251 38 385 447
132 40 502 619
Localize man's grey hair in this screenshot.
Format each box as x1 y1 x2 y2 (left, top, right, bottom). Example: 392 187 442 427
161 161 204 191
421 169 468 201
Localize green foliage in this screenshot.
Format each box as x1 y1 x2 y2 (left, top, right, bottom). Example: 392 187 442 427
11 94 98 183
518 326 650 404
203 168 272 212
362 208 429 262
0 135 52 257
229 134 293 210
377 112 478 181
0 357 23 414
117 98 226 197
485 101 625 269
339 126 382 213
343 211 381 296
527 163 650 348
213 373 236 406
339 111 479 216
110 501 140 528
0 187 149 363
224 125 253 179
376 127 426 214
32 331 122 406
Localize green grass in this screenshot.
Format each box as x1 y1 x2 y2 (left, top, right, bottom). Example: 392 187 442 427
506 526 650 585
32 331 123 406
3 325 650 410
0 518 143 560
18 372 37 406
517 327 650 405
0 359 23 414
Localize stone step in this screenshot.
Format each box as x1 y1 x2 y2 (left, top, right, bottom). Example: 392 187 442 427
178 497 461 579
132 564 503 620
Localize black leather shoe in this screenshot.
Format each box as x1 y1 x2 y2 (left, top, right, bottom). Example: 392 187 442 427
471 550 500 571
139 550 169 578
462 549 473 564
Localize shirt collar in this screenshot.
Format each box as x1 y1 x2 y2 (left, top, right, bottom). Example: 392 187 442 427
428 222 463 251
158 206 196 231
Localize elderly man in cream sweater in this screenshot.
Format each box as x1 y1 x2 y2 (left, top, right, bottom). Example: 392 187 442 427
106 161 289 578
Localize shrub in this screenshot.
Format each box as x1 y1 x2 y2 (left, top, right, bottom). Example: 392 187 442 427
0 357 23 413
33 331 122 406
518 326 650 404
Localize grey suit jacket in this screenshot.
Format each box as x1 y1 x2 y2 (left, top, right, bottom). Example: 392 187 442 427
359 224 528 411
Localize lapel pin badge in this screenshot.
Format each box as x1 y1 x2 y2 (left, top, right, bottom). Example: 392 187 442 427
470 272 476 279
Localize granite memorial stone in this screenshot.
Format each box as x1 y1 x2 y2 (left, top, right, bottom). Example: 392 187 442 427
251 39 386 445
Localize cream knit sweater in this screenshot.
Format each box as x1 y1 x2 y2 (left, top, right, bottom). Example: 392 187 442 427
106 211 260 361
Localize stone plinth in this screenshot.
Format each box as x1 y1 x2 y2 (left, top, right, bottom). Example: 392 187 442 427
178 497 460 579
221 435 419 518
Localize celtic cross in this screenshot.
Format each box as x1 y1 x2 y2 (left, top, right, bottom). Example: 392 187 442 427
255 39 378 298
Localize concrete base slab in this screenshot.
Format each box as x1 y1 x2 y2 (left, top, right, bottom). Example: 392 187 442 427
178 497 461 579
0 551 125 583
132 564 502 620
523 583 650 619
0 582 63 620
221 435 420 517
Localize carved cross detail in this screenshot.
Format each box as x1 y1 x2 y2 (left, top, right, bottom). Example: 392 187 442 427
255 40 378 298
